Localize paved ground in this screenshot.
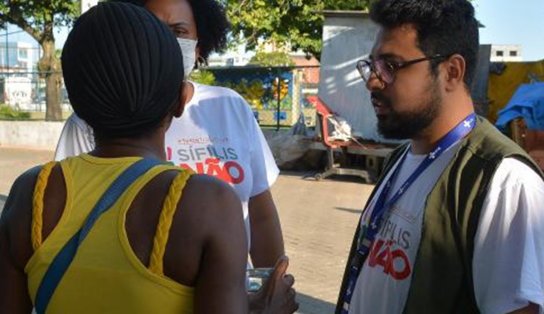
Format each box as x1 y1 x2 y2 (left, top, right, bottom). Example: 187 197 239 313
0 147 54 196
0 147 373 314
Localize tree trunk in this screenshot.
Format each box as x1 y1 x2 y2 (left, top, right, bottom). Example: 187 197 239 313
40 40 62 121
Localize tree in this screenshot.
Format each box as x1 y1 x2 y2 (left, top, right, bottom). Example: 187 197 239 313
189 69 216 86
226 0 369 59
0 1 79 121
249 50 295 67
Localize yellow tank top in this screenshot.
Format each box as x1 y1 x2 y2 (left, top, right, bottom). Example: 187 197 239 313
25 154 195 314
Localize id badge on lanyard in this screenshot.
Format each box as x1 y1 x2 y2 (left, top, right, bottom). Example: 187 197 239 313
340 113 477 314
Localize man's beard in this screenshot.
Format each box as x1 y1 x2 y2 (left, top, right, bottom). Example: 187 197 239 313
374 81 442 140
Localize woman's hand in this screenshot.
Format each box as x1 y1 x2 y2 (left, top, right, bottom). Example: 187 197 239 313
249 256 298 314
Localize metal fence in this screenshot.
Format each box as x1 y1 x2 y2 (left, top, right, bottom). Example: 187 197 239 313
0 71 72 113
203 65 319 129
0 65 320 128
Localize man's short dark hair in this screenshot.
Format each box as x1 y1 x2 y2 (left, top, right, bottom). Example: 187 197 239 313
112 0 230 62
370 0 480 88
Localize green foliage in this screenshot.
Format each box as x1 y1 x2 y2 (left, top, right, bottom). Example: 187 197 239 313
219 78 293 110
0 1 80 120
222 79 266 109
189 70 217 86
0 1 79 43
323 0 369 10
249 51 295 67
226 0 370 58
0 104 31 120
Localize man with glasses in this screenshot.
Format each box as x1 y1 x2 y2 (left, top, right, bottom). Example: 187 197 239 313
336 0 544 313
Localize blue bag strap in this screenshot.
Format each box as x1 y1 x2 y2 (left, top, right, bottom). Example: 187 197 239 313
35 158 164 314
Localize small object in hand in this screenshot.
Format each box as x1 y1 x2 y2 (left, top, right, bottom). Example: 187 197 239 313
247 267 274 292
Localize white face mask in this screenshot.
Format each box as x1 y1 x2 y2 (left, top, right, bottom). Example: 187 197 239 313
176 38 198 79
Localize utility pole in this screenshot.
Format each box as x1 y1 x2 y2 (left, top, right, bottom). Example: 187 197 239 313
5 27 9 77
276 76 281 131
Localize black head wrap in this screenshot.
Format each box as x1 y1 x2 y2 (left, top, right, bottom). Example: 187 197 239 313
62 1 183 139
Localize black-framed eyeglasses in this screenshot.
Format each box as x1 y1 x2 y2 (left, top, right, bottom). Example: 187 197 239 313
356 54 449 85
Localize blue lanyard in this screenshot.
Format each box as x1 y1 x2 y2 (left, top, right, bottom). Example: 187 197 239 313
340 113 477 314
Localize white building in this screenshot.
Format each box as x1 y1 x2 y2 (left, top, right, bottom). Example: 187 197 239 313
0 41 36 74
491 45 523 62
207 53 253 67
207 45 254 67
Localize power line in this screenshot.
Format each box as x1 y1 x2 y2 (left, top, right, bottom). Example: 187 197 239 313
0 30 27 37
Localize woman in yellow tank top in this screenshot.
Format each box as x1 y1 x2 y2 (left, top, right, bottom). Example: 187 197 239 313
0 2 296 313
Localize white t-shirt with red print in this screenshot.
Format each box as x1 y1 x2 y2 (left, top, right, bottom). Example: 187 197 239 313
348 144 544 314
55 82 279 252
165 82 279 244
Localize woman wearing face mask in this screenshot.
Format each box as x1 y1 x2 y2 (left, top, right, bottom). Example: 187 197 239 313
55 0 285 270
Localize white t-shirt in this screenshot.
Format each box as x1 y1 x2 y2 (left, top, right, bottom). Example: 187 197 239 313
349 146 544 314
164 83 279 244
54 82 279 251
55 113 95 159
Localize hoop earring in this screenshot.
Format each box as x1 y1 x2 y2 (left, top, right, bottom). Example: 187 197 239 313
197 56 207 68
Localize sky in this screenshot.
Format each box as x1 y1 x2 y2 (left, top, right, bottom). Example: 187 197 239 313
473 0 544 61
2 0 544 61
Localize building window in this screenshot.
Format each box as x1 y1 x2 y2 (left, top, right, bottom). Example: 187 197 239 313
496 50 504 57
18 49 28 59
510 51 518 57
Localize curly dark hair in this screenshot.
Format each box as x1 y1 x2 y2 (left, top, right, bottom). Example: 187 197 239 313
112 0 230 62
370 0 480 88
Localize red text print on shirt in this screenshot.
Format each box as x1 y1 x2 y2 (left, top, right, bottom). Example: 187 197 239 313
368 239 411 280
167 145 245 184
182 158 245 184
